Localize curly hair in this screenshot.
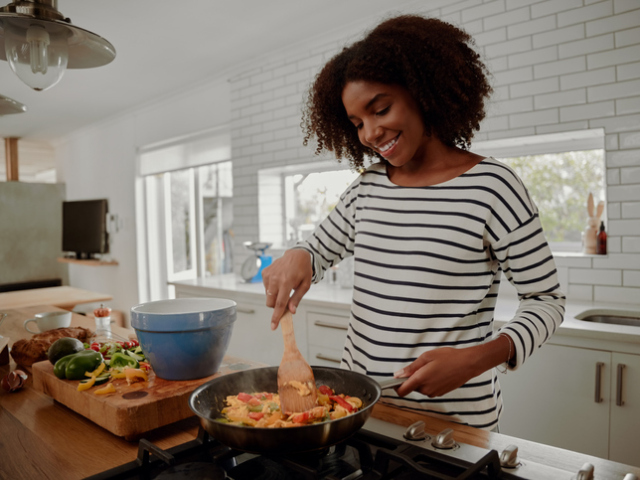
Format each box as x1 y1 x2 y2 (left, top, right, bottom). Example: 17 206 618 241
302 15 493 170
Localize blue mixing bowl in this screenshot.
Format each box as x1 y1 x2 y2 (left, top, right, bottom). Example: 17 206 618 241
130 298 236 380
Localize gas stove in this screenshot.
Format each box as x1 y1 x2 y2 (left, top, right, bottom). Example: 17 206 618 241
85 418 638 480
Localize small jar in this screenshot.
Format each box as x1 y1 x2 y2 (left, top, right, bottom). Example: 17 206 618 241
93 304 112 332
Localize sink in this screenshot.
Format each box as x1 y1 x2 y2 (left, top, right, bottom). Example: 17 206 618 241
576 309 640 327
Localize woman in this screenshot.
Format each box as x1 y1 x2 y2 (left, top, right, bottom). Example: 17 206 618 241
262 15 565 429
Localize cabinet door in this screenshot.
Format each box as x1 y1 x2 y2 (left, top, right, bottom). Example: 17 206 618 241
609 352 640 467
225 302 287 366
499 343 610 459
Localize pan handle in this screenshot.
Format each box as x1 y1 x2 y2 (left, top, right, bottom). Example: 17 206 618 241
378 377 407 390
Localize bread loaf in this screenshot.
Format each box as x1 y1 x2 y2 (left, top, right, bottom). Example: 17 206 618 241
10 327 93 367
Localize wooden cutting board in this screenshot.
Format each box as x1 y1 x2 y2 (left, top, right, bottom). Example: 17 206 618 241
32 355 264 440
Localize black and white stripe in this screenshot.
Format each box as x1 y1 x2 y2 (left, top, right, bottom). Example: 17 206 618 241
298 158 565 429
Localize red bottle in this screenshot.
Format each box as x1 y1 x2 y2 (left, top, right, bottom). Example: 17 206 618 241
597 221 607 255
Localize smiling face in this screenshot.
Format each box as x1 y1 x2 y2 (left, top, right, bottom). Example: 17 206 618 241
341 80 429 169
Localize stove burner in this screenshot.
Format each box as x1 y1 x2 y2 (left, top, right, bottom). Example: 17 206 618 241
154 462 227 480
227 456 294 480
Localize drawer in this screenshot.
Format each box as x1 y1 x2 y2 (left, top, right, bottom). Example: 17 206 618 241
307 311 349 350
309 345 344 368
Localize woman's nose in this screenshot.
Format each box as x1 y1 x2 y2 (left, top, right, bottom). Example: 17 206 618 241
361 122 382 146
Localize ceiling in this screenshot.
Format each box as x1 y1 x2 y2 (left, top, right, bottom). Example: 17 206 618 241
0 0 438 144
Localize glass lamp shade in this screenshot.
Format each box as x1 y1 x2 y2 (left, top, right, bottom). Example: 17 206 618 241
0 93 26 114
3 19 69 91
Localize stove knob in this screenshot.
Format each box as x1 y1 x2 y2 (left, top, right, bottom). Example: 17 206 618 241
499 444 519 468
431 428 456 449
576 462 594 480
403 421 428 441
623 475 638 480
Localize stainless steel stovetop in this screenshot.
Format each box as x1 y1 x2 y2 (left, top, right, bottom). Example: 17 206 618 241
85 417 639 480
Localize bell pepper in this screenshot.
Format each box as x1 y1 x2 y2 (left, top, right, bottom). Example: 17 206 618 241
77 362 107 391
124 368 148 385
54 350 103 380
53 355 74 379
330 395 354 412
77 376 95 391
94 383 116 395
110 352 139 369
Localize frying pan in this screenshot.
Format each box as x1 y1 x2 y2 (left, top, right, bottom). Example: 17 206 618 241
189 366 403 454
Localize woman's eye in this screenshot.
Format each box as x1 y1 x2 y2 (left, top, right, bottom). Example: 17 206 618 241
376 106 390 116
355 122 363 130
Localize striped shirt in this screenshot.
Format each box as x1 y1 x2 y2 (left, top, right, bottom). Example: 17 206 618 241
296 158 565 429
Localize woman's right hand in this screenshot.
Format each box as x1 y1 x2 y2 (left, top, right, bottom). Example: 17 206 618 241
262 249 313 330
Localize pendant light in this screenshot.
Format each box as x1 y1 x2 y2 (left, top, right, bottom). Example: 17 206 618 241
0 93 26 114
0 0 115 91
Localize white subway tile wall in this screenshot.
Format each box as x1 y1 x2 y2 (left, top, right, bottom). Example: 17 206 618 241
229 1 640 305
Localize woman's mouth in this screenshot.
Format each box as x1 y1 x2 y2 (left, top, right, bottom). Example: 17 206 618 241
377 134 400 156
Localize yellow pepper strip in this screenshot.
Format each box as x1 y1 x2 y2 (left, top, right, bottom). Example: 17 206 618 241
124 368 148 385
109 370 127 379
85 362 106 378
94 383 116 395
77 376 96 392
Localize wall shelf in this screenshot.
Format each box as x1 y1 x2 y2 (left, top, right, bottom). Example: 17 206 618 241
57 257 118 266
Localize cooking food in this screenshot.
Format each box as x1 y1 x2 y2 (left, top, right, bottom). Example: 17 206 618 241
219 384 362 427
10 326 93 366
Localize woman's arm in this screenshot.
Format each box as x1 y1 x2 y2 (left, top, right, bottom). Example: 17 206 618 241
395 210 564 398
262 173 361 328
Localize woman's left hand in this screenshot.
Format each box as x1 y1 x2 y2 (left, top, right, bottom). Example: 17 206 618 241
393 347 479 398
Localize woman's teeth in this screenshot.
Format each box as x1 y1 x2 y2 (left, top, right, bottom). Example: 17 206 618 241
378 137 398 154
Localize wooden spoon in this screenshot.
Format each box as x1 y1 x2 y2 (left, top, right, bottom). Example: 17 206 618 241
277 310 317 413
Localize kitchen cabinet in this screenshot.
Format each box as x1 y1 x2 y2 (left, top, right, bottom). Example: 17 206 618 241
306 310 349 367
499 344 640 467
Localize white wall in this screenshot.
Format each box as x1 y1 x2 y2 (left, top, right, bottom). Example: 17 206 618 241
229 0 640 305
56 79 230 322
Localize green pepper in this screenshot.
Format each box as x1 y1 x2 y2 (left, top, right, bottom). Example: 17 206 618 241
53 354 75 379
64 350 103 380
110 352 139 369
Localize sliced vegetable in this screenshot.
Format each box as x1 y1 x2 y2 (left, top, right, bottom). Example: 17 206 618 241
77 376 95 391
318 385 333 396
94 383 116 395
110 352 139 369
61 350 103 380
329 395 354 412
124 368 148 385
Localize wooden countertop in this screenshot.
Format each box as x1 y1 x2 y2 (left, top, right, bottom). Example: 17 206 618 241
1 306 639 479
0 286 113 310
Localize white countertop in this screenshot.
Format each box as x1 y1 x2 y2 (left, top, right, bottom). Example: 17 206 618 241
171 274 640 349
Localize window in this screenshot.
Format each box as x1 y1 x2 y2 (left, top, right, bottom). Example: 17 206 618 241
258 130 605 256
473 129 606 254
137 127 233 300
258 161 360 248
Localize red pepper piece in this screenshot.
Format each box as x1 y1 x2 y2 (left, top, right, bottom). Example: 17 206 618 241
330 395 354 412
318 385 333 396
248 412 264 420
291 412 310 424
237 392 253 403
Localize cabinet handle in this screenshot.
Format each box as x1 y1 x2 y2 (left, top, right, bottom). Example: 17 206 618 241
236 307 255 314
315 353 342 364
595 362 604 403
314 320 348 330
616 363 626 407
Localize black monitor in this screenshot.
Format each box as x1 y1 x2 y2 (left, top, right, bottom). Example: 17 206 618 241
62 199 109 259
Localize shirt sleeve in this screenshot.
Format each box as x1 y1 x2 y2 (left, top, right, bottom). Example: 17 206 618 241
292 175 360 283
491 213 566 371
